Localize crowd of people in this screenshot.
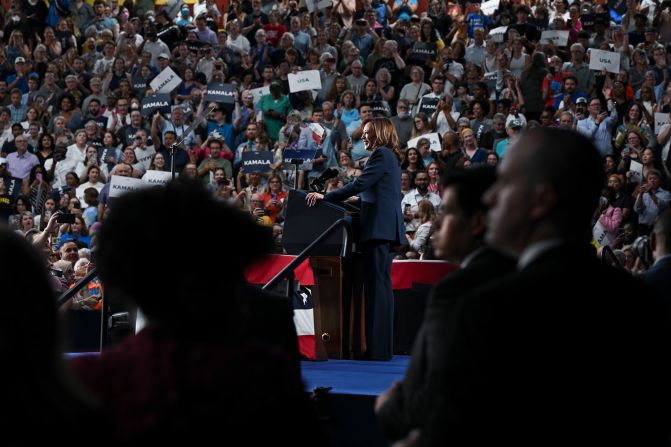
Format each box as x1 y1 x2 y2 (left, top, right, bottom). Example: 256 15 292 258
3 0 671 442
1 0 671 268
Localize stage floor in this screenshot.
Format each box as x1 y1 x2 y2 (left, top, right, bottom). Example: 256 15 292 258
301 355 409 396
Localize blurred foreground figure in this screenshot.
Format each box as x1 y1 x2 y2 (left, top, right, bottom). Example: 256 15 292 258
71 180 326 445
0 228 98 445
422 128 671 446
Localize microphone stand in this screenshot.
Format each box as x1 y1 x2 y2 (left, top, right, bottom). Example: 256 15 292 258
170 104 217 180
291 159 303 191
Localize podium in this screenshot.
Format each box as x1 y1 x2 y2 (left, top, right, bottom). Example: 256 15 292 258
283 190 363 359
283 190 359 256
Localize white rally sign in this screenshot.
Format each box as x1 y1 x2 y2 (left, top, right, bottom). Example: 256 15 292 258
407 132 441 152
481 0 500 15
305 0 332 12
142 170 174 186
489 26 507 43
109 175 149 198
589 49 620 74
654 113 670 135
540 30 570 46
250 86 270 104
288 70 322 93
150 66 182 94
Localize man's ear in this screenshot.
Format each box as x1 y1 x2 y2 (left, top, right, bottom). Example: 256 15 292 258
470 210 486 238
650 230 657 253
530 182 556 220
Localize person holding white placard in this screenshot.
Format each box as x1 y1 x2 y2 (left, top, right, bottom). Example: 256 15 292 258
617 129 648 175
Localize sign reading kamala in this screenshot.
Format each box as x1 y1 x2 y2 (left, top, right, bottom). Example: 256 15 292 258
241 151 273 172
283 149 317 162
141 94 171 117
149 66 182 94
588 49 620 74
109 175 149 199
205 82 237 104
540 30 569 46
418 97 439 116
370 100 390 117
132 76 148 93
410 42 437 61
142 170 174 185
288 70 322 93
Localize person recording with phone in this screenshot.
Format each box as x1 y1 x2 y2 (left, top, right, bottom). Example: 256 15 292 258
306 118 406 360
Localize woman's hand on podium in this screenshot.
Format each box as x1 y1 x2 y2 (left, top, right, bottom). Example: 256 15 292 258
305 192 324 207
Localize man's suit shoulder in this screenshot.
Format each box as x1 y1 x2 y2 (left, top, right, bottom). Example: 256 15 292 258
431 248 515 307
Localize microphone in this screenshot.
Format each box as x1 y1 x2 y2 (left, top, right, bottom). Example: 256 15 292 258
310 168 339 192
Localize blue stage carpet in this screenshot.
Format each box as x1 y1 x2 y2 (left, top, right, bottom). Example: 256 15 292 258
301 355 409 396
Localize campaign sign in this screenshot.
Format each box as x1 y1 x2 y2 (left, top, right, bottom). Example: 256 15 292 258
588 49 620 74
489 26 507 43
150 66 182 94
407 132 441 152
288 70 322 93
142 170 173 185
132 76 148 95
109 175 149 199
580 12 610 30
5 177 23 197
141 94 171 117
654 113 670 135
540 30 569 46
205 82 237 104
370 100 390 117
283 149 317 162
592 220 614 248
305 0 332 12
418 97 439 116
481 0 500 15
629 160 643 184
250 86 270 104
410 42 437 62
241 151 273 172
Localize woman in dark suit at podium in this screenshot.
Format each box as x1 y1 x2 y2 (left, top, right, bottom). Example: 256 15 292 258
306 117 406 360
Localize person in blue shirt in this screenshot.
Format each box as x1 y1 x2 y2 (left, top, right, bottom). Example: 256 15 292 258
206 106 235 151
466 2 492 38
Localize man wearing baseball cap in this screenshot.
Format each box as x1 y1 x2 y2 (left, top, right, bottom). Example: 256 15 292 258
7 57 32 94
495 118 524 159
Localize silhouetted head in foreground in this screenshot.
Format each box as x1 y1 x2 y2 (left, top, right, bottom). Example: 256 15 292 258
96 180 273 330
483 128 604 257
0 228 96 441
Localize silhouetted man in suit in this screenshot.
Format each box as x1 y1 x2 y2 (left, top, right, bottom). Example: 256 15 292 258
422 128 671 445
375 166 515 442
644 208 671 305
306 117 406 360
